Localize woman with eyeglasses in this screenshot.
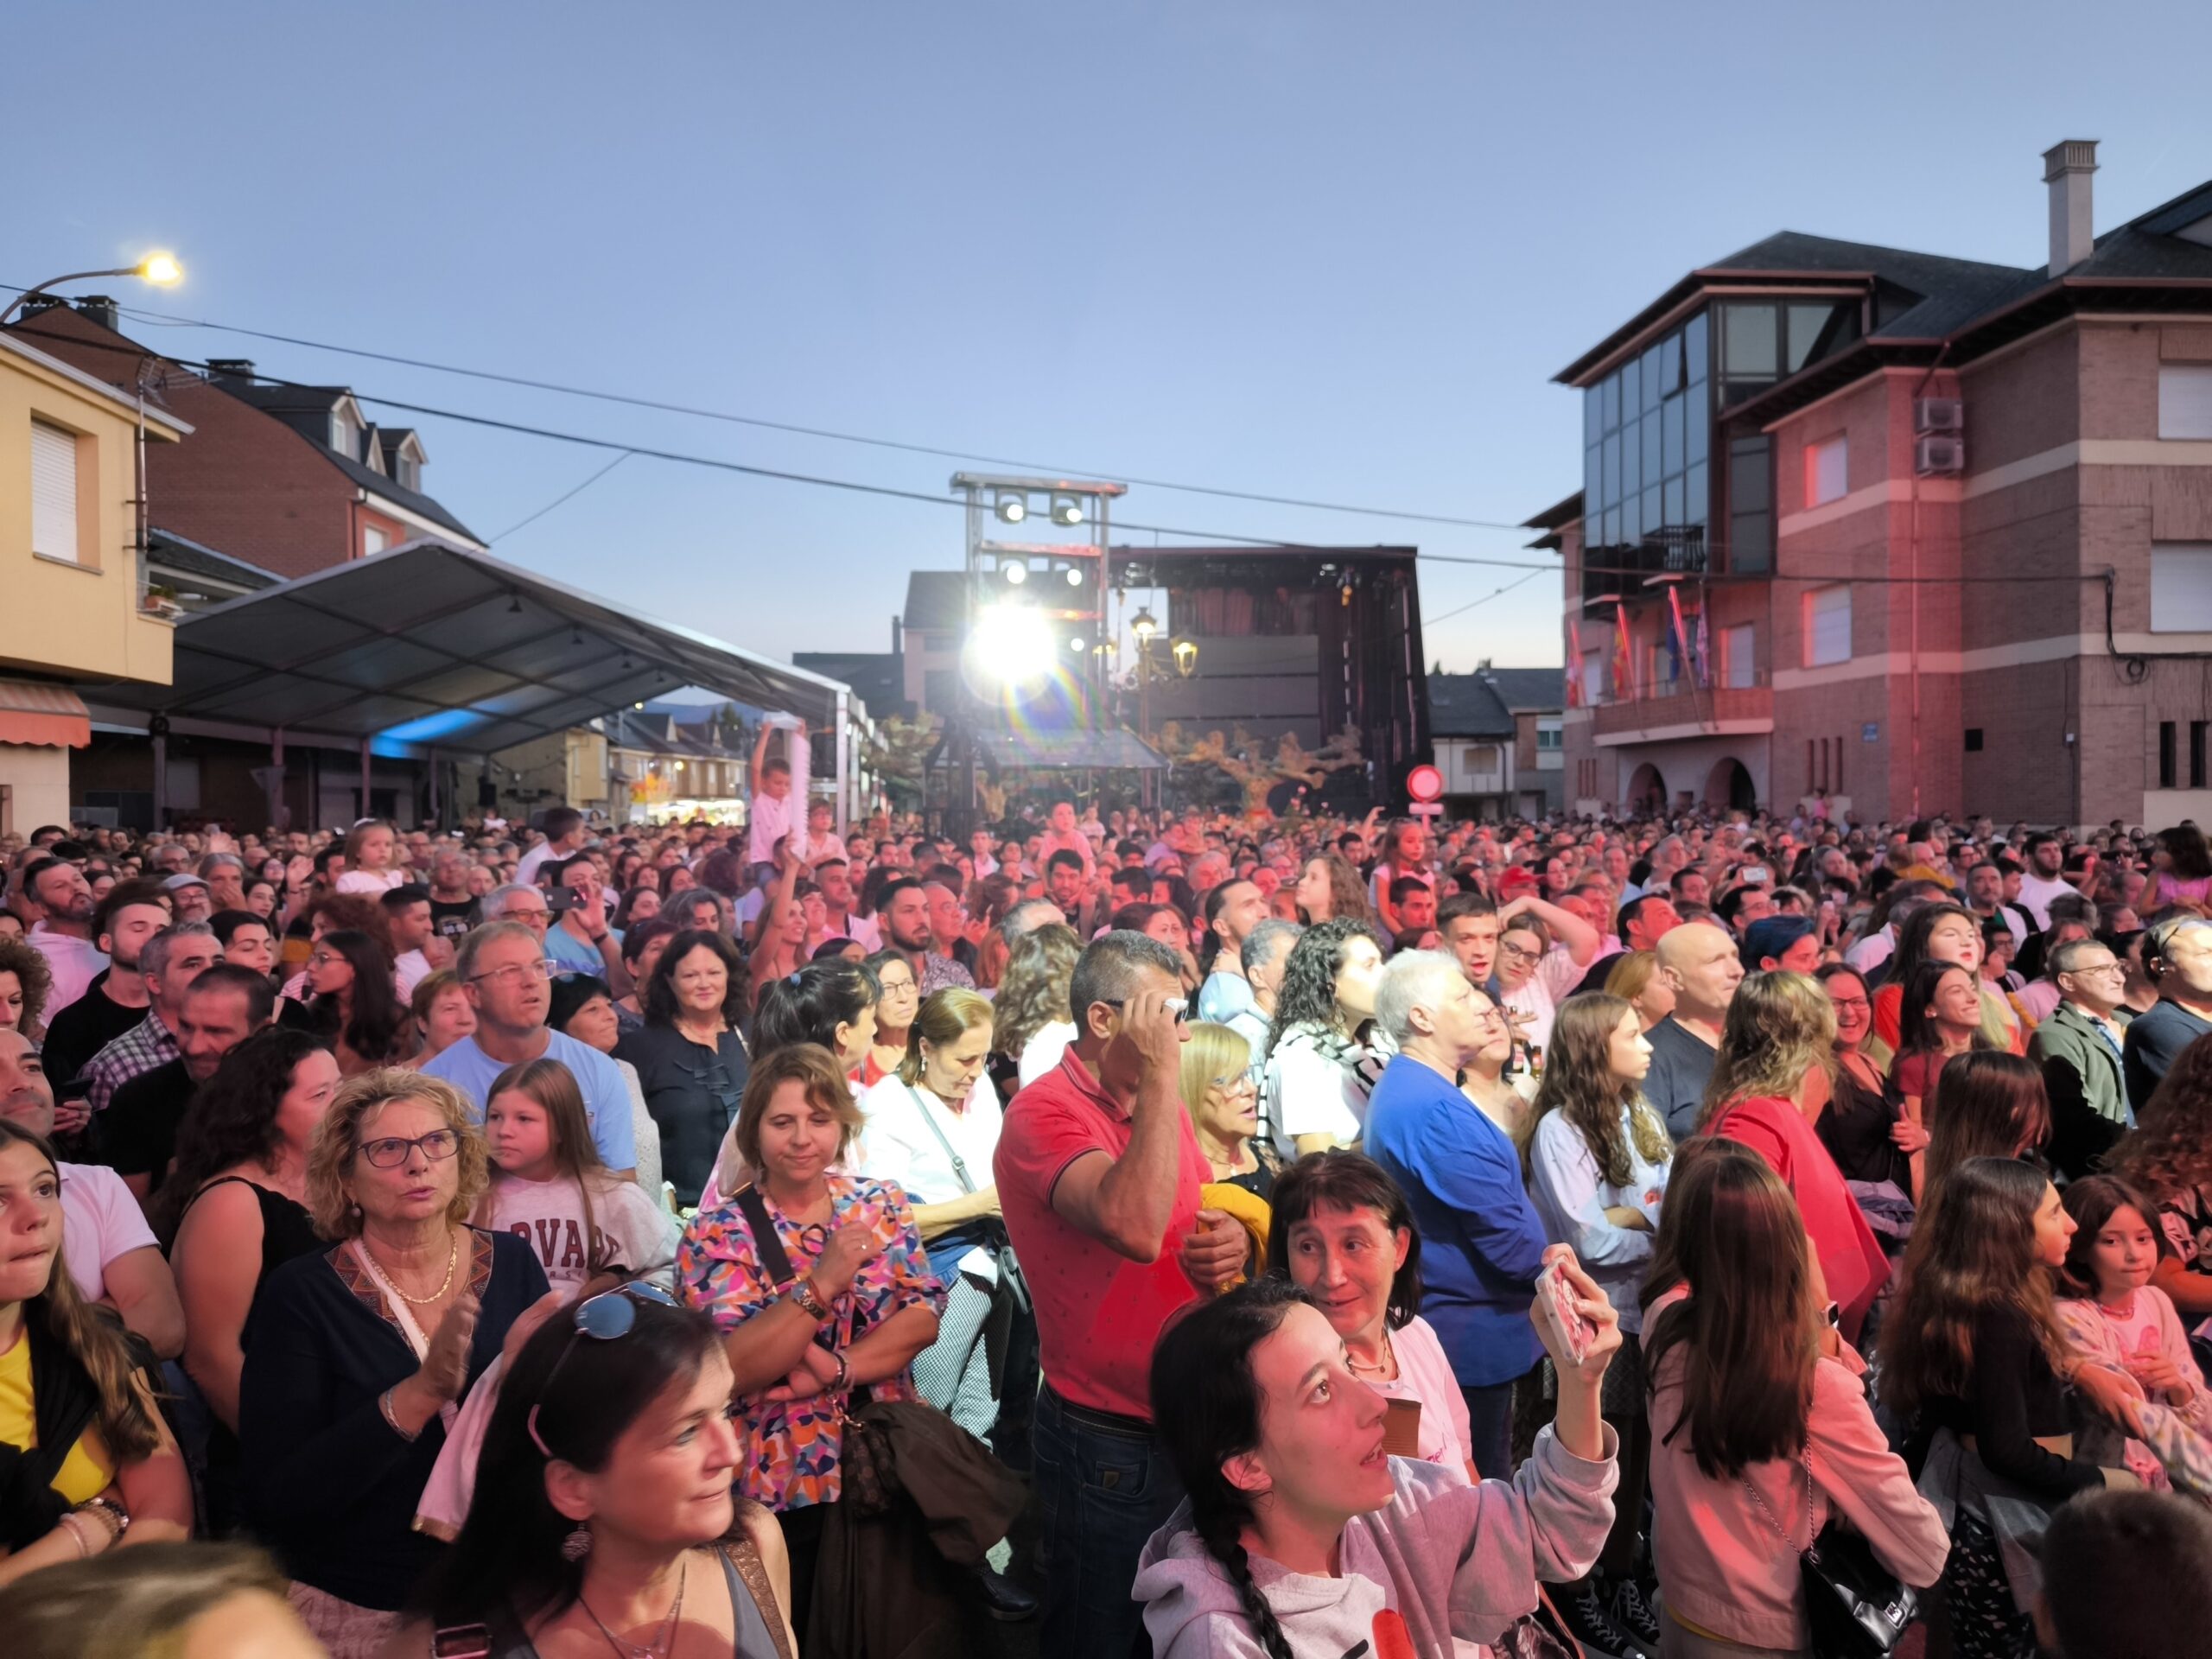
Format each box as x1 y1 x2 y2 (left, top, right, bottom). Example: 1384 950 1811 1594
679 1043 943 1631
616 930 753 1211
861 949 920 1089
283 928 412 1077
404 1283 798 1658
239 1070 551 1656
1178 1020 1276 1200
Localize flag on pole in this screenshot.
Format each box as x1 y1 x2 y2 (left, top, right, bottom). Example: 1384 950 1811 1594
1694 602 1712 688
1667 588 1694 693
1567 620 1583 707
1611 599 1635 702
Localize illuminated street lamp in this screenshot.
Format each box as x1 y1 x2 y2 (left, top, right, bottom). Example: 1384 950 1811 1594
1130 604 1159 643
1173 637 1198 677
2 253 184 324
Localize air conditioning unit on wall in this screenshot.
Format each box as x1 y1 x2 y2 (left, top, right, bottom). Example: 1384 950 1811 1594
1915 435 1966 475
1915 397 1964 434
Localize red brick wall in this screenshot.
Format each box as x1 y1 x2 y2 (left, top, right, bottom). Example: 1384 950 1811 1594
9 308 357 578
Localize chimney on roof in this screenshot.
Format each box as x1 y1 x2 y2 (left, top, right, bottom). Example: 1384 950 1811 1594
73 296 118 332
204 359 257 390
2043 139 2099 277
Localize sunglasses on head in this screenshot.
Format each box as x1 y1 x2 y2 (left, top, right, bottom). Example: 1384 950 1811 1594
527 1281 681 1459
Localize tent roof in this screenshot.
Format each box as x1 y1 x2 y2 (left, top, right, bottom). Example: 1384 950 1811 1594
75 537 851 757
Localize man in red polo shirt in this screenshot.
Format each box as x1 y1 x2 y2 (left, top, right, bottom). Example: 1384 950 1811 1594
994 930 1243 1659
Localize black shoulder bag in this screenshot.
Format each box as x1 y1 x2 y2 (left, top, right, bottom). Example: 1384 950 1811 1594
1746 1442 1920 1659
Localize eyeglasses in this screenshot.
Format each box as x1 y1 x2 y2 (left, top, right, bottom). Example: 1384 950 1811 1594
2067 961 2126 977
1497 940 1544 964
308 951 346 969
528 1282 682 1457
1209 1074 1257 1094
468 958 552 986
1102 997 1190 1023
357 1128 461 1168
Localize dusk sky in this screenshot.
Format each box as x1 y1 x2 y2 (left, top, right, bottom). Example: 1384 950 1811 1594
13 2 2210 674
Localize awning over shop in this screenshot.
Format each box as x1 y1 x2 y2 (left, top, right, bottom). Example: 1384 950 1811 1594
967 726 1170 772
0 679 92 748
72 538 852 757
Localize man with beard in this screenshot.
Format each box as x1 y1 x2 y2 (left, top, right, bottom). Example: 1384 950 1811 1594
878 876 973 994
20 855 108 1019
101 963 276 1205
80 922 220 1118
40 880 173 1104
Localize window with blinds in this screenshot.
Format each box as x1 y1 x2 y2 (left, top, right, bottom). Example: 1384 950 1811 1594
1805 585 1852 667
1806 435 1848 506
30 420 79 563
2159 365 2212 440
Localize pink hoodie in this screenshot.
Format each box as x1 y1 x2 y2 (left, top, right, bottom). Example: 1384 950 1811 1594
1646 1286 1948 1650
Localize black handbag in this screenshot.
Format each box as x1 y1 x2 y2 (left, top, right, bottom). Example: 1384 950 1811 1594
1745 1443 1919 1659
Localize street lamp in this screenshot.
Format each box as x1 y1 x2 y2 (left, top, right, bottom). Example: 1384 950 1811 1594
1 253 184 325
1173 637 1198 677
1130 604 1159 643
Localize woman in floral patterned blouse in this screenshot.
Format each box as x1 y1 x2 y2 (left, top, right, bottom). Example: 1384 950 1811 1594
678 1041 944 1624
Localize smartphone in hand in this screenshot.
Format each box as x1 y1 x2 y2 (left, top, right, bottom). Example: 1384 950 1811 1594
1545 1257 1596 1364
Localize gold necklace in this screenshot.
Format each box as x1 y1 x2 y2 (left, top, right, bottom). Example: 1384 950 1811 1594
371 1232 459 1306
1345 1331 1396 1378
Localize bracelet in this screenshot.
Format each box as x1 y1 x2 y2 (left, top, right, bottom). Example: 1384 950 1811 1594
831 1350 850 1392
73 1496 129 1541
57 1512 91 1558
791 1277 831 1322
379 1387 422 1442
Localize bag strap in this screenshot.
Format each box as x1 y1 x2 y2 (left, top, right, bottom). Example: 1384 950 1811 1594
1741 1440 1816 1556
907 1083 976 1194
734 1185 798 1286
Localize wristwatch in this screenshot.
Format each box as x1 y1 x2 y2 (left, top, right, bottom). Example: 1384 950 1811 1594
791 1276 832 1321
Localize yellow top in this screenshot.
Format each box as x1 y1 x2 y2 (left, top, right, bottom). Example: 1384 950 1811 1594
0 1328 115 1505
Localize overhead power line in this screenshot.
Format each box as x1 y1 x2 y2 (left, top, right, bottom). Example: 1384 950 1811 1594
0 314 2118 589
4 283 1541 535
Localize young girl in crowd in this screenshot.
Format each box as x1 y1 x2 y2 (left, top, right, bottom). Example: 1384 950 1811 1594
1887 959 1990 1198
1133 1267 1620 1659
1527 992 1674 1654
1259 918 1388 1156
333 818 405 895
477 1058 677 1291
2057 1174 2212 1489
1643 1139 1946 1656
1922 1050 2051 1198
1882 1157 2138 1659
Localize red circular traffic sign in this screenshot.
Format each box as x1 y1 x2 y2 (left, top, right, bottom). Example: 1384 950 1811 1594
1407 764 1443 804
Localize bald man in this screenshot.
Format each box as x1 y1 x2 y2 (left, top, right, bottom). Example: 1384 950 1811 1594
1646 922 1747 1138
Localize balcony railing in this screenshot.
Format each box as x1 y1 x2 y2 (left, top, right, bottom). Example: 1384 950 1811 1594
1582 526 1707 606
1591 667 1770 738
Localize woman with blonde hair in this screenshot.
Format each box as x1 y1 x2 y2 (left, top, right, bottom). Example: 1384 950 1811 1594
1179 1021 1274 1198
1603 947 1674 1033
238 1069 551 1654
994 921 1080 1090
0 1122 191 1590
1699 970 1891 1343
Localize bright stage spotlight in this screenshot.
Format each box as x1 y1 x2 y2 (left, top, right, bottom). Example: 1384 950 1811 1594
1001 559 1028 585
968 603 1056 685
995 493 1027 524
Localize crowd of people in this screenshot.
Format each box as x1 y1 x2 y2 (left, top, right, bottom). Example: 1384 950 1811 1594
1 788 2211 1659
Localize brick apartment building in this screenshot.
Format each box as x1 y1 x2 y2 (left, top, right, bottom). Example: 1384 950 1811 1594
1541 140 2212 829
1 299 481 577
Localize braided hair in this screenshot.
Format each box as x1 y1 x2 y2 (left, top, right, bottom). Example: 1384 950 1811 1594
1150 1278 1312 1659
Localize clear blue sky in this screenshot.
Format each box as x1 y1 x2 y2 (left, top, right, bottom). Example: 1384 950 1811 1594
12 2 2209 671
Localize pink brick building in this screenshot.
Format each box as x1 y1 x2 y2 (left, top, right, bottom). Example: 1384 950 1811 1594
1542 141 2212 829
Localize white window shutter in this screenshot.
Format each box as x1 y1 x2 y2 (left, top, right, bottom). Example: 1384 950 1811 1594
1808 586 1853 666
1808 435 1848 505
2150 545 2212 631
2158 366 2212 440
30 421 79 563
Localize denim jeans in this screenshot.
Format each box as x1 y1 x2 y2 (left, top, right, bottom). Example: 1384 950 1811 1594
1032 1386 1183 1659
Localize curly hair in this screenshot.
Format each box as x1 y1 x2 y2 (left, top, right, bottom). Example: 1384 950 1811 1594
153 1027 334 1245
2110 1031 2212 1206
1262 917 1384 1064
991 923 1078 1060
305 1068 490 1239
0 932 54 1039
1531 993 1674 1187
1699 969 1836 1129
305 891 393 956
1297 852 1374 927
